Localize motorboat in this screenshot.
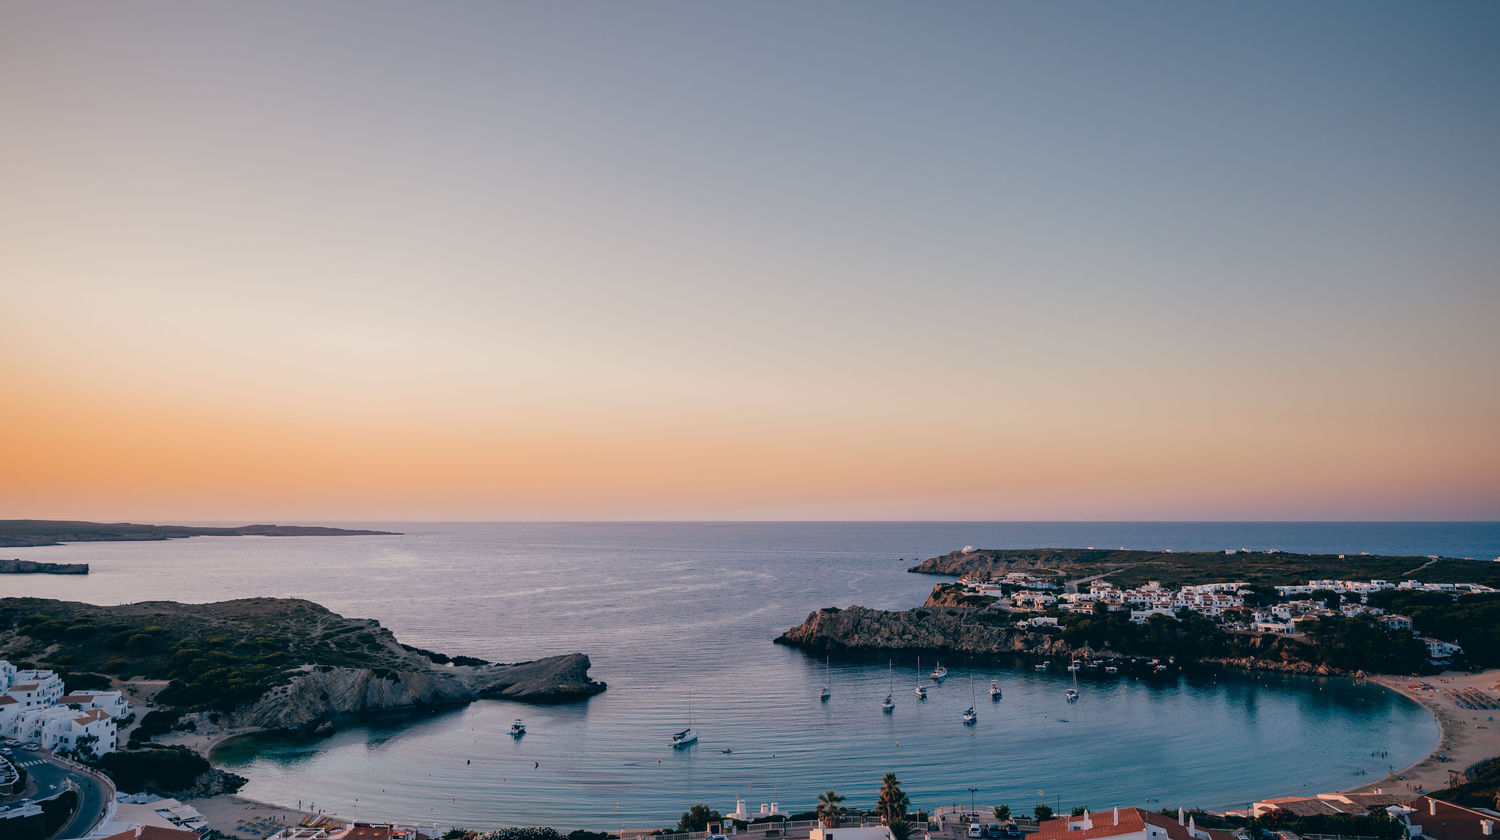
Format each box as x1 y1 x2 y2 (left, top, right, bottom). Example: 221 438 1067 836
989 678 1002 699
1065 688 1079 702
930 662 948 681
509 719 526 737
1034 661 1050 671
915 657 927 698
821 657 831 702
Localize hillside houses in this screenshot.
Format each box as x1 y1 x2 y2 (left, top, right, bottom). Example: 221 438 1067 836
0 658 129 757
952 574 1474 664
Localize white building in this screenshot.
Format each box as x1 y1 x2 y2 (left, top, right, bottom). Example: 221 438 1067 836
1424 638 1463 664
4 668 65 708
13 705 117 756
0 660 15 693
61 691 133 720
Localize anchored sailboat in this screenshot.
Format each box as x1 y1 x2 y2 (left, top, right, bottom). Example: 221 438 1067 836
882 660 895 713
962 674 977 725
671 691 698 747
914 656 927 699
821 657 831 702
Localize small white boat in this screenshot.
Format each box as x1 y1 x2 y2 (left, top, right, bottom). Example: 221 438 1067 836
883 660 895 713
820 657 831 702
915 657 927 698
930 662 948 681
1105 665 1119 675
883 694 895 713
1065 688 1079 702
1035 660 1050 671
509 719 526 737
1067 662 1082 672
989 678 1002 699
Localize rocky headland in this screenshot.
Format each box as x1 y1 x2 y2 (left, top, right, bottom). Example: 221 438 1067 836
0 597 606 735
775 603 1073 659
0 558 88 574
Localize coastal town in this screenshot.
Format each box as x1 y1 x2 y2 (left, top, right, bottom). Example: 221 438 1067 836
953 570 1489 667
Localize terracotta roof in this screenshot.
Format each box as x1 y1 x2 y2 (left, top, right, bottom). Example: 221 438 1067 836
74 708 112 724
1410 797 1499 840
7 683 38 692
0 695 17 705
97 827 201 840
1035 808 1234 840
61 693 97 702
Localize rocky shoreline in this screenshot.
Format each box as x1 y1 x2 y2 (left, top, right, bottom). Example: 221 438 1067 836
229 653 606 733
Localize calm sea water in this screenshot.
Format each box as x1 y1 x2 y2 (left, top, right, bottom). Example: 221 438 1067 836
10 522 1497 829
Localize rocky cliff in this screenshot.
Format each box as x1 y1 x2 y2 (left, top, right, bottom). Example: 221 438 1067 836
232 653 605 730
775 605 1074 659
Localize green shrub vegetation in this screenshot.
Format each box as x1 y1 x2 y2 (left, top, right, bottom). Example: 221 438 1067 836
95 744 210 793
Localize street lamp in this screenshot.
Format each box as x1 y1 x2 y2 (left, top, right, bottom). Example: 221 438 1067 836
969 788 979 815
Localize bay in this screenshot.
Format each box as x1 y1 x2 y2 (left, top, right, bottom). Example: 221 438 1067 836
10 522 1494 829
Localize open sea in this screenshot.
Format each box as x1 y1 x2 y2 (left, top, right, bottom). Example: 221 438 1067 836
8 522 1499 830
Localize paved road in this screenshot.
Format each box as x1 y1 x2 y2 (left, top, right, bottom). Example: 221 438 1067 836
6 746 110 839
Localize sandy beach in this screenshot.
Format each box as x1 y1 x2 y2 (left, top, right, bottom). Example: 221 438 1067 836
1344 668 1500 798
187 793 334 839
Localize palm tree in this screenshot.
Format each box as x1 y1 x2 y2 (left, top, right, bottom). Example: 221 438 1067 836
817 790 846 828
875 773 910 825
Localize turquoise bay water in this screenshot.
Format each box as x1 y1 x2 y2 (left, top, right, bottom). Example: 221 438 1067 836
11 522 1493 829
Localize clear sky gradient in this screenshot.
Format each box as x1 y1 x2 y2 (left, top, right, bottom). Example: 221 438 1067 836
3 3 1498 521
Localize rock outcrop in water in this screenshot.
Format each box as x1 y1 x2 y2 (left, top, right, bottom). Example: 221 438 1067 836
0 558 88 574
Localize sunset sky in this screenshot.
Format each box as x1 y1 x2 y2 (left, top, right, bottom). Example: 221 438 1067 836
3 3 1498 521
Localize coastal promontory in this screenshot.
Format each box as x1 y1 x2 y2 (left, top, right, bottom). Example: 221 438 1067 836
0 597 606 734
0 519 400 548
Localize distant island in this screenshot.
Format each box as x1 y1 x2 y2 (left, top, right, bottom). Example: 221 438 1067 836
0 558 89 574
779 546 1500 676
0 519 400 547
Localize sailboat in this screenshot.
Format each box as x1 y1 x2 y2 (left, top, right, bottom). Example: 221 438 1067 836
962 674 977 725
820 657 831 702
914 657 927 699
989 677 1002 700
671 691 698 748
1065 660 1080 702
930 661 948 681
882 660 895 713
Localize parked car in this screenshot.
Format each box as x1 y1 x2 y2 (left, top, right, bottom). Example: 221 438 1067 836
969 824 985 838
986 825 1004 838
